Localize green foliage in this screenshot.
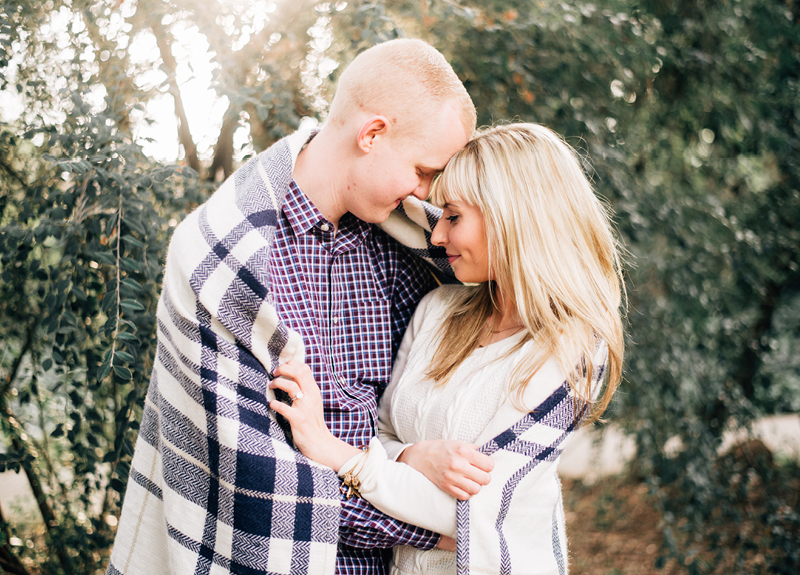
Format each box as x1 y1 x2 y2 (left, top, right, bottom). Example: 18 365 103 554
0 124 188 574
1 0 798 573
340 0 800 571
0 3 207 572
616 1 800 569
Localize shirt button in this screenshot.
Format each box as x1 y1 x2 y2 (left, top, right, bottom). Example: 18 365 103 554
332 316 339 324
320 223 330 232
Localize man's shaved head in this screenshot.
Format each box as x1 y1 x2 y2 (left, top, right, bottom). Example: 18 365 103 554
327 39 476 139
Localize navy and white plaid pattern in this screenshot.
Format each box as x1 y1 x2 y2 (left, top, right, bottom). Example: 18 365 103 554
455 354 607 575
270 181 441 573
107 128 451 575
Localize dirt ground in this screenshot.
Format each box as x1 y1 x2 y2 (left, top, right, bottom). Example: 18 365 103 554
562 458 800 575
4 453 797 574
563 477 675 575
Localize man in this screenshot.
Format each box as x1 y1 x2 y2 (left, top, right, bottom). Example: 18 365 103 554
107 39 477 575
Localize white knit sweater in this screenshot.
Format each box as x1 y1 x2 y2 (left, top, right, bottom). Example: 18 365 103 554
340 285 595 575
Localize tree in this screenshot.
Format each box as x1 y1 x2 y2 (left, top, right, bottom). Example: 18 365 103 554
613 0 800 570
0 0 325 572
0 3 203 567
338 0 800 570
2 0 798 573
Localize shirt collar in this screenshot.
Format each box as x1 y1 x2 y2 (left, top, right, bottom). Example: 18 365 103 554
283 180 326 235
283 180 371 248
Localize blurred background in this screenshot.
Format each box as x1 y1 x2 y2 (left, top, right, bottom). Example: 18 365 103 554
0 0 798 573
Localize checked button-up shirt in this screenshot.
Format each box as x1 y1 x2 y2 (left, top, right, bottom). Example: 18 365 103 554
268 181 440 575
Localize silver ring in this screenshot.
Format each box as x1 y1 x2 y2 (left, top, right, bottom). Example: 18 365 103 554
290 391 304 402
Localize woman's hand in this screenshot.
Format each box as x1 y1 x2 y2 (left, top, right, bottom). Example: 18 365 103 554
398 440 493 500
436 535 457 552
269 360 359 471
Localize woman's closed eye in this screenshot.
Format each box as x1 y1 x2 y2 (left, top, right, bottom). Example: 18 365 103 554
446 214 459 224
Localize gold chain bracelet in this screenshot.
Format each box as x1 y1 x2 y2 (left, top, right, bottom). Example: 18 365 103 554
340 446 370 499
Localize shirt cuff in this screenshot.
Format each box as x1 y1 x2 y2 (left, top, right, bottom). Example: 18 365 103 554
382 439 415 462
339 494 440 550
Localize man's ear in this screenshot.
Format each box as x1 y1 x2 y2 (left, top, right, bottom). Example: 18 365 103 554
356 115 390 154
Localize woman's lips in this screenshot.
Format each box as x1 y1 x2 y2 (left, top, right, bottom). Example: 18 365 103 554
447 254 459 264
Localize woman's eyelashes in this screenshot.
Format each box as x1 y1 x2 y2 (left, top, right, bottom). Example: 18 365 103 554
446 214 459 224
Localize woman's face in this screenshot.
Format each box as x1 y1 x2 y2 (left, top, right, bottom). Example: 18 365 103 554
431 200 491 284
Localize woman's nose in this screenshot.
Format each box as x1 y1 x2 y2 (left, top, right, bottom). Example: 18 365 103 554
431 218 447 246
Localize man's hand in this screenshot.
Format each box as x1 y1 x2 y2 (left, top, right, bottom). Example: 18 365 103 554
398 440 493 500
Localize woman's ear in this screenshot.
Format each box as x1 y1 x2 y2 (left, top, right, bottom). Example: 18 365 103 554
356 115 390 154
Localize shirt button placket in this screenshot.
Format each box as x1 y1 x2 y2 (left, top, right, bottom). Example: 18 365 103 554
329 254 341 379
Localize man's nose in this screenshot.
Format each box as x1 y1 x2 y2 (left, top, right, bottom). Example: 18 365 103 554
413 174 436 201
411 184 429 201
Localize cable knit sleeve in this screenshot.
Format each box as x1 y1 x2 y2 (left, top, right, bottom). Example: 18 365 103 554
376 287 440 461
339 437 458 537
338 336 611 543
338 352 566 539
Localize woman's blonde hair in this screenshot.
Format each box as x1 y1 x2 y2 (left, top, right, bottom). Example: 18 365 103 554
428 123 625 423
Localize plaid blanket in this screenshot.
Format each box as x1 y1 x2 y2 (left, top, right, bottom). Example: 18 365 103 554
107 128 450 575
455 345 608 575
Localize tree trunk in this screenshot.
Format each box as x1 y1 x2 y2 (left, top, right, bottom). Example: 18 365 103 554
1 407 72 574
207 111 236 183
0 323 34 400
244 102 274 153
151 20 202 176
734 280 781 400
1 328 71 575
0 504 30 575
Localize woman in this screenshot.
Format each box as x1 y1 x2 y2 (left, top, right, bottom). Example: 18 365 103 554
270 123 625 574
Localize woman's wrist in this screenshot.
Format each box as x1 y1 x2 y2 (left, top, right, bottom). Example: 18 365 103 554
308 434 361 472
